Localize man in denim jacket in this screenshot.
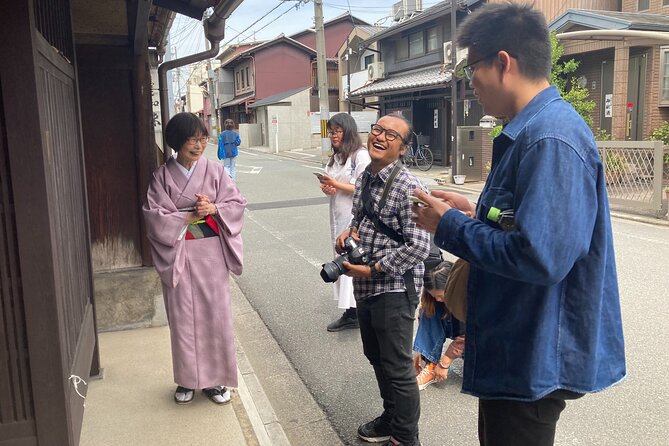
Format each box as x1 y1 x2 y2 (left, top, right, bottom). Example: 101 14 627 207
412 4 625 446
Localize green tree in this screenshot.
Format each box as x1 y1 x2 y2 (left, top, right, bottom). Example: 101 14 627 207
550 32 595 126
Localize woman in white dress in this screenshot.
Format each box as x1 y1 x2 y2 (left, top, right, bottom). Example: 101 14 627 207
319 113 371 332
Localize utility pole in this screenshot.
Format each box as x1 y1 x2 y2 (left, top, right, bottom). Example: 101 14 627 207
175 46 182 114
345 36 352 114
451 0 459 179
205 38 218 137
314 0 330 166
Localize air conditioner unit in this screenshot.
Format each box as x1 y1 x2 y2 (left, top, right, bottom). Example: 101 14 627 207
443 41 467 67
368 62 385 81
392 0 423 21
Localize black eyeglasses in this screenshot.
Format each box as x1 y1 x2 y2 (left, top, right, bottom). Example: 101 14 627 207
186 136 208 145
461 52 500 81
370 124 405 143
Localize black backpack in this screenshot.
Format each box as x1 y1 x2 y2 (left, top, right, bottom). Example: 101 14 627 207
356 163 443 301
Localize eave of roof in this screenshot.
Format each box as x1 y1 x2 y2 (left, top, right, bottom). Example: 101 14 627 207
289 12 370 39
350 65 452 97
550 9 669 33
249 86 310 108
361 0 481 45
221 93 255 107
220 35 316 67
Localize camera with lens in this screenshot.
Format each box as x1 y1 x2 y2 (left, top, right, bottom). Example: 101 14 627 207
320 236 369 283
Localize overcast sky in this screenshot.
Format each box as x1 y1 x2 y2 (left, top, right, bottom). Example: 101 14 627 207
168 0 444 58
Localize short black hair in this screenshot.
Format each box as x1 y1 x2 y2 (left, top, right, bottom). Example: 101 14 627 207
164 112 208 151
456 3 551 81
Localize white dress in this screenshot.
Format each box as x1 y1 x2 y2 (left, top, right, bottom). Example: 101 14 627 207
325 148 371 309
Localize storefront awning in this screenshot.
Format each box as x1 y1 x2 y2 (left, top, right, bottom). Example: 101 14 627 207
350 65 453 97
221 94 255 107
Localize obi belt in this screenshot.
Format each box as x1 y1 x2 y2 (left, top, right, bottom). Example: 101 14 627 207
186 215 220 240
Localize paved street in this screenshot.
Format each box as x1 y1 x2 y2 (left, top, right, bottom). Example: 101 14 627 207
208 145 669 446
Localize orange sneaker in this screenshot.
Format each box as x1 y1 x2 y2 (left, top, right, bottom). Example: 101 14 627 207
416 362 437 390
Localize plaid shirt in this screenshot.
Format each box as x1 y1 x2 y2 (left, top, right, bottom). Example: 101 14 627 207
350 160 431 300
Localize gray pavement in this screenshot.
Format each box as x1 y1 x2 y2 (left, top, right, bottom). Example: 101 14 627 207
80 278 304 446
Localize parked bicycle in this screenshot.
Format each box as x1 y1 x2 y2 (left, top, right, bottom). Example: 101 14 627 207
404 132 434 171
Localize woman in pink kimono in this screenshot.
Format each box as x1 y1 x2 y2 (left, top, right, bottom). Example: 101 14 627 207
143 112 246 405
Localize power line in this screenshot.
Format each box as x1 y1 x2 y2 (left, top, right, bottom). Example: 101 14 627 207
223 1 296 46
244 2 307 40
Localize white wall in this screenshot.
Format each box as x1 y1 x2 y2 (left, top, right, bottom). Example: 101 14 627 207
261 89 312 152
238 123 262 148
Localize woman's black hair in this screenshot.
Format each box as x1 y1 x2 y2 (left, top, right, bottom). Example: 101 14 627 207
164 112 209 151
327 113 363 167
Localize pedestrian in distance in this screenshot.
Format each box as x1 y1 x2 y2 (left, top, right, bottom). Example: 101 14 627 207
336 114 430 446
143 112 247 406
411 4 626 446
218 118 241 181
319 113 371 332
413 260 465 391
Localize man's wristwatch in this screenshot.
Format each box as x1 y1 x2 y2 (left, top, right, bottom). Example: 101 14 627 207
369 260 384 279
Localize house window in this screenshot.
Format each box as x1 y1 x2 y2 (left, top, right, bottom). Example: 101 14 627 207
638 0 649 10
397 36 409 60
409 31 424 57
661 46 669 106
245 67 250 88
236 72 241 91
364 54 374 69
427 26 441 52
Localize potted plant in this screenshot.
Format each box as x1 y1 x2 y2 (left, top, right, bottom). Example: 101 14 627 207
603 152 627 185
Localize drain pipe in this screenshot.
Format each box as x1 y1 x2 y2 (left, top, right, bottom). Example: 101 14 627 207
158 0 241 162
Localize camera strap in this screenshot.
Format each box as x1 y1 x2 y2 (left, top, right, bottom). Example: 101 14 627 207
358 163 418 301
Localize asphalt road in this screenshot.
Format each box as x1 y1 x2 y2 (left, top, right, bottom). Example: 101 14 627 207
209 146 669 446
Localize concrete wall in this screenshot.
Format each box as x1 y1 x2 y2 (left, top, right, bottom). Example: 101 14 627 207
238 123 263 148
262 89 312 152
94 267 166 332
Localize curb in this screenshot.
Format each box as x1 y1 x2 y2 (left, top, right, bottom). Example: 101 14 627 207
230 275 344 446
232 281 293 446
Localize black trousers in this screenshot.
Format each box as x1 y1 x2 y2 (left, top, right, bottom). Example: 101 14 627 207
478 390 583 446
357 292 419 444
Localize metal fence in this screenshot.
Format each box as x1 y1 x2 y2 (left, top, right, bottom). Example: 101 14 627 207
597 140 666 216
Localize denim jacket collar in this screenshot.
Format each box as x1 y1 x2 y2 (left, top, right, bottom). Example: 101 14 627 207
501 86 561 142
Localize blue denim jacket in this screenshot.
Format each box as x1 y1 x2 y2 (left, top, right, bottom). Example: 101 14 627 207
435 86 626 401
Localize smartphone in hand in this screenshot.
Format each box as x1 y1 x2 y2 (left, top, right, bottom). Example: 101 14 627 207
409 195 429 207
314 172 327 181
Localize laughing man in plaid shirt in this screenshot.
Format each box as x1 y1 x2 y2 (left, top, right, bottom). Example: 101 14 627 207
336 115 430 446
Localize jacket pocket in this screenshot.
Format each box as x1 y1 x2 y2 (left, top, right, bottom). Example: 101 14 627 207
478 187 514 225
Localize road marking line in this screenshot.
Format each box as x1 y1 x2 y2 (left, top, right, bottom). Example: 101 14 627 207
245 212 323 270
286 152 316 158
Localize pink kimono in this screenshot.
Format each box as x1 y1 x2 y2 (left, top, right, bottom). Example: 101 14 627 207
143 157 246 389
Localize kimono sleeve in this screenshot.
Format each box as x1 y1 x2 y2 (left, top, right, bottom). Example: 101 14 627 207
142 168 188 288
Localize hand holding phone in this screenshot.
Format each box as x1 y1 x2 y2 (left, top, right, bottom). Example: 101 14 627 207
409 195 430 207
313 172 326 181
